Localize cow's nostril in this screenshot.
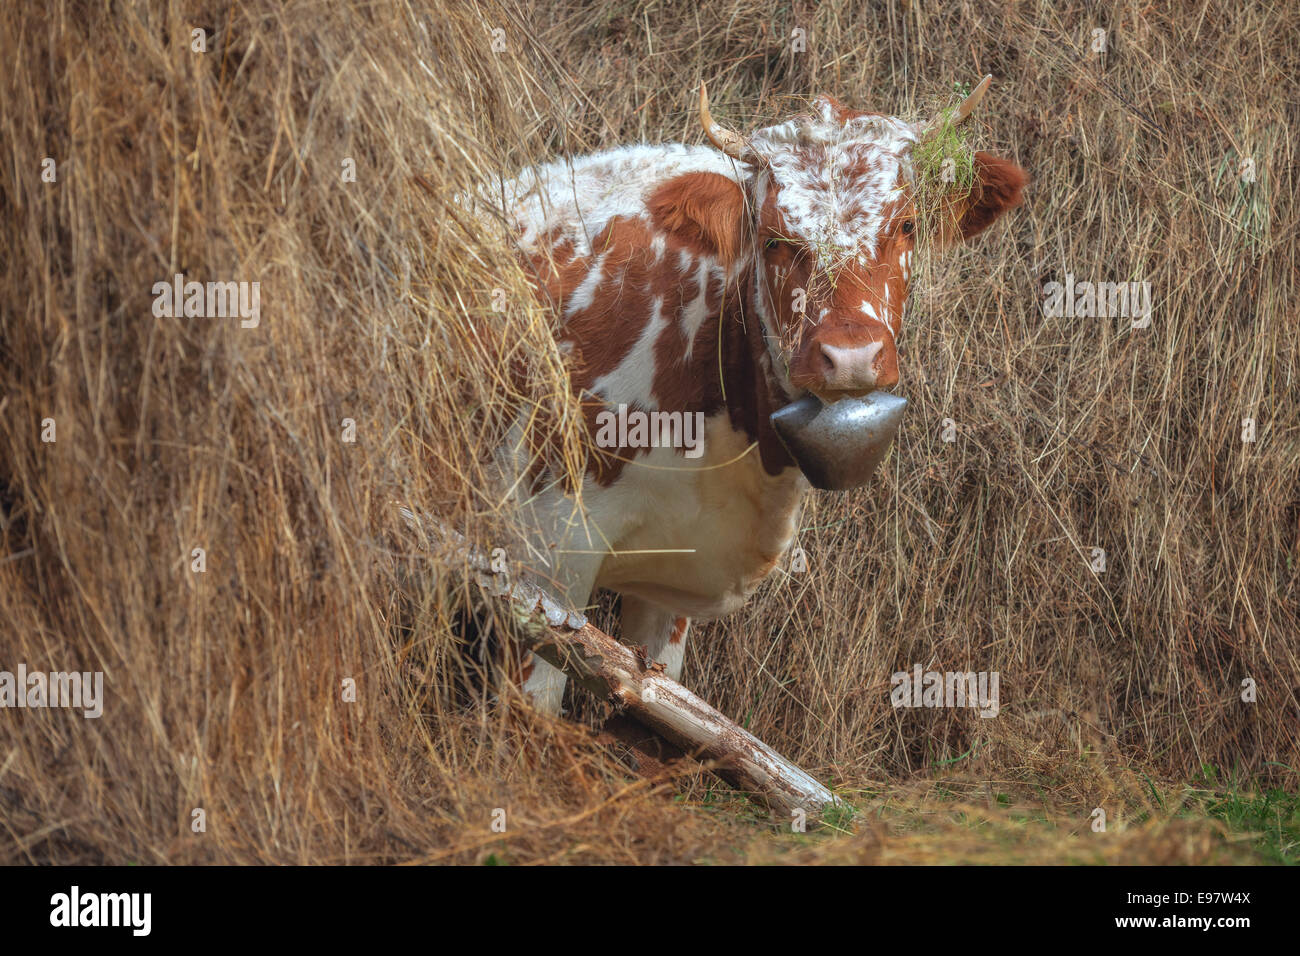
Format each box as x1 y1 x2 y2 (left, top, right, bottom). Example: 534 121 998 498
818 345 836 376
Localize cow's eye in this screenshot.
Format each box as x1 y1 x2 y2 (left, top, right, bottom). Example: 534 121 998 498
765 237 781 250
901 220 914 236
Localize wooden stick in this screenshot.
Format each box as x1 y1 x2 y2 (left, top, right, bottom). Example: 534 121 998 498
400 509 838 818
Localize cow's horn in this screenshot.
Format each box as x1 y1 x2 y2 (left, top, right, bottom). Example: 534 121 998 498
699 82 766 167
922 74 992 137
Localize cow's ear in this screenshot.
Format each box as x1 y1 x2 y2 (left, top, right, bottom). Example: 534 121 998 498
647 172 748 266
951 151 1028 242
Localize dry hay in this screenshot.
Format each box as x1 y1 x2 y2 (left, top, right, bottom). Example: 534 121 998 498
0 0 1295 863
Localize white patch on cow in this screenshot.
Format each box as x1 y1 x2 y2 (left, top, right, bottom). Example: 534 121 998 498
650 233 666 262
749 112 917 269
483 144 746 259
899 249 914 283
654 630 687 682
565 249 608 317
503 406 806 707
585 413 806 619
620 598 689 682
590 296 666 409
680 257 714 358
860 300 894 342
521 663 567 715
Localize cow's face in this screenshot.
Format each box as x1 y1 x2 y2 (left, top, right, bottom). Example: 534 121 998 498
698 83 1028 403
748 98 920 399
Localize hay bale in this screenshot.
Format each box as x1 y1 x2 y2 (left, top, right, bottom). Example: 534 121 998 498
0 0 1295 864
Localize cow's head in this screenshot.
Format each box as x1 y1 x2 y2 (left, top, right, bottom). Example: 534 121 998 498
690 78 1028 402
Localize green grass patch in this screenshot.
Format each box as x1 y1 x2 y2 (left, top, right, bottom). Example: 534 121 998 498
1183 766 1300 864
911 80 977 243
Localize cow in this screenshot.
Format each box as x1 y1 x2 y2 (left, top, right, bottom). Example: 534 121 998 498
488 78 1028 714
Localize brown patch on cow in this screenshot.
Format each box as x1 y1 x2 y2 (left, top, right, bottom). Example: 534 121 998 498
647 171 748 267
668 617 688 645
561 218 657 387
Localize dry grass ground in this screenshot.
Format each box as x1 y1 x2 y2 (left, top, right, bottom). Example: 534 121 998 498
0 0 1296 864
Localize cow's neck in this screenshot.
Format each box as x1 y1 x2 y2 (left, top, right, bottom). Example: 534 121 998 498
713 263 798 478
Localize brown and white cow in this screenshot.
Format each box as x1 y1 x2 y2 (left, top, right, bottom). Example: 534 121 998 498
490 79 1028 713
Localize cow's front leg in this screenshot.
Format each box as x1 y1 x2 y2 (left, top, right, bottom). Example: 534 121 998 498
511 530 603 717
620 596 690 682
520 657 568 716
